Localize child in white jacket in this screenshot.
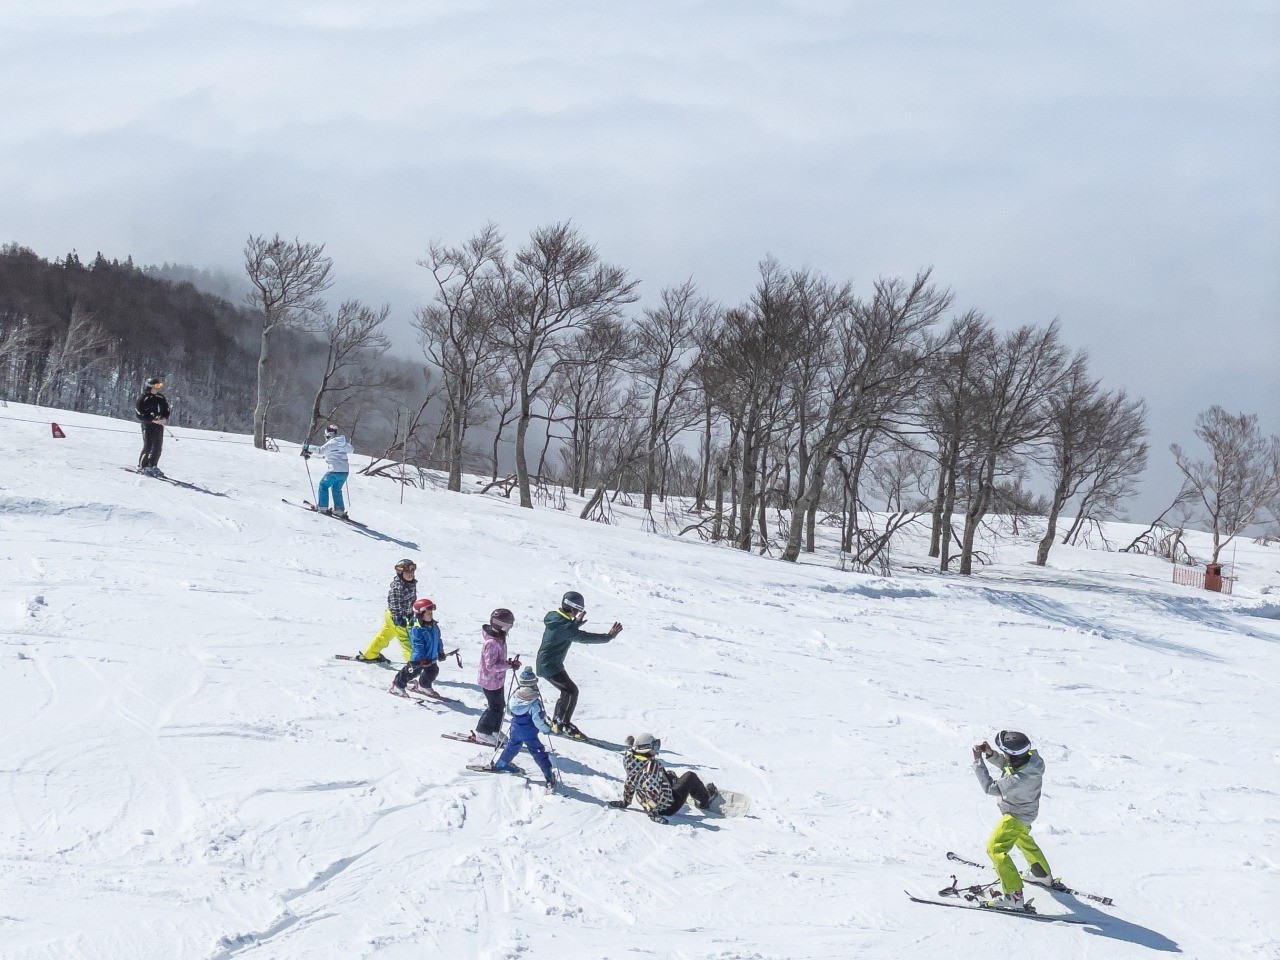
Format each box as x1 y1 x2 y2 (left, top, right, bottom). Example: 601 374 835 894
302 424 353 517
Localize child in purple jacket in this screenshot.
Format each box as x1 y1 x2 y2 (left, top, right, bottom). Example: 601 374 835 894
472 608 519 746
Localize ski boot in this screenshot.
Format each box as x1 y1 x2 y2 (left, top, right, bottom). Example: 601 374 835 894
355 652 390 664
982 889 1030 912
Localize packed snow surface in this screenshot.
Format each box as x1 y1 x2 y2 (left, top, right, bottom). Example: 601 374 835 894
2 403 1278 960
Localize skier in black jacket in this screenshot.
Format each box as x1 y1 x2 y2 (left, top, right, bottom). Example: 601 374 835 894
134 377 170 476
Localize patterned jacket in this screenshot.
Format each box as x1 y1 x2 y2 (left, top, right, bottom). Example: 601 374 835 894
386 575 417 626
620 749 675 814
477 624 510 691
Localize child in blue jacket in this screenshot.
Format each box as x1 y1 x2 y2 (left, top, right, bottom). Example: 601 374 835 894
491 668 556 789
390 598 448 698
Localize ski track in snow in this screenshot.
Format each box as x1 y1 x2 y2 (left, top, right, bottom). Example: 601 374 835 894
1 403 1278 959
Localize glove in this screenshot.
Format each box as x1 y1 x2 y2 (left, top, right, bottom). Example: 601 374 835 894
648 813 669 825
607 799 628 809
508 658 521 670
300 449 311 459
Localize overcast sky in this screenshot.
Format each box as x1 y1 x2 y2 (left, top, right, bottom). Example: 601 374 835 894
3 0 1277 519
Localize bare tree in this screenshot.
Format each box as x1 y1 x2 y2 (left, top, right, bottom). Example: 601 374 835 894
957 321 1068 574
244 234 334 449
416 225 504 491
631 281 716 511
923 312 992 567
33 302 116 406
699 260 811 551
490 223 639 508
1033 356 1149 564
781 270 946 562
555 318 636 494
1171 406 1280 563
1059 389 1149 547
307 299 391 440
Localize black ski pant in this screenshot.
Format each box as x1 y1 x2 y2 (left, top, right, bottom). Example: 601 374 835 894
392 659 439 691
476 686 505 736
657 771 712 816
139 422 164 469
544 669 578 725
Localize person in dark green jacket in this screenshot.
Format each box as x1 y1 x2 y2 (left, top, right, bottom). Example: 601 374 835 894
536 590 622 738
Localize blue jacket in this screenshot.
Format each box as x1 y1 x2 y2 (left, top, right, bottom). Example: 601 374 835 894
507 689 552 737
409 621 443 662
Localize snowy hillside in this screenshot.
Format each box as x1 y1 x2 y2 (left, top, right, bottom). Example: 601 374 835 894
2 403 1278 960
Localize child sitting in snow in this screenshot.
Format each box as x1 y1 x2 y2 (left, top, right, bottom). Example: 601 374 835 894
608 732 718 824
491 668 556 789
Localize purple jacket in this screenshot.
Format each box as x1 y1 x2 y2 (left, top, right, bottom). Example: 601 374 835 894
476 624 510 691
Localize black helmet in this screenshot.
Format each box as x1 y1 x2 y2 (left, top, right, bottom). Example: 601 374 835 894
395 558 417 572
561 590 586 613
489 608 515 632
995 730 1032 758
144 376 164 389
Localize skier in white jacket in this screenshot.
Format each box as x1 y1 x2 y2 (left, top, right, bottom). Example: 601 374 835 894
302 424 354 517
972 730 1054 911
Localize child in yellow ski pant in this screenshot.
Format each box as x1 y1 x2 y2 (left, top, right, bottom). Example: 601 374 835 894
987 814 1052 893
363 609 413 662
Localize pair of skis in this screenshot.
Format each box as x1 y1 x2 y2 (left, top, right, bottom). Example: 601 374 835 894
906 852 1113 925
122 467 225 496
464 761 557 794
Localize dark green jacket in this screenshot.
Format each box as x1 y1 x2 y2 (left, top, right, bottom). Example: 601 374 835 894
536 609 613 676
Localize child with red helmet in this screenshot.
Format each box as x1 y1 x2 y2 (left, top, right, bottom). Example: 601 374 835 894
389 598 448 698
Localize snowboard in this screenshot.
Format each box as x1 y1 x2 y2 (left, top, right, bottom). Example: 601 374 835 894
707 789 751 818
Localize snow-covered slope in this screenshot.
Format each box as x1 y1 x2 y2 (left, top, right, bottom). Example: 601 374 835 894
2 403 1278 960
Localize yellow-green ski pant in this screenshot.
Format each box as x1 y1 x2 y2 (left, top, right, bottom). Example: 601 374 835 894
987 814 1051 893
363 610 412 661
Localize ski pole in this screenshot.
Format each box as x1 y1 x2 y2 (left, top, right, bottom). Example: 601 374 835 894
303 448 317 502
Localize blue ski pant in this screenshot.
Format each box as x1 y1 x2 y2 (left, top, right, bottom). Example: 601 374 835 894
317 471 348 510
497 728 554 781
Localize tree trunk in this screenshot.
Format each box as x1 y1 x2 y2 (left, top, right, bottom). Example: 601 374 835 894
253 324 273 449
782 443 835 562
1035 477 1071 565
695 400 713 511
736 417 758 552
514 408 533 508
447 399 466 492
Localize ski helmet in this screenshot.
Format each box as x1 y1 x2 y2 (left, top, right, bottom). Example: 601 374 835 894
412 598 436 616
145 376 164 389
994 730 1031 757
489 608 515 632
395 559 417 573
629 732 660 754
516 666 538 687
561 590 586 613
325 424 339 437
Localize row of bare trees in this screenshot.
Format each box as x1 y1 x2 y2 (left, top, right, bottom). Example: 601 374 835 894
303 222 1151 575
